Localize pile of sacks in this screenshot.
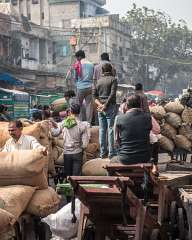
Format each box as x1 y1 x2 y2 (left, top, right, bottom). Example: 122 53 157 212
0 149 60 237
150 101 192 153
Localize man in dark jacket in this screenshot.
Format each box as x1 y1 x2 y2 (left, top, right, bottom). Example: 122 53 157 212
92 63 117 159
114 95 152 164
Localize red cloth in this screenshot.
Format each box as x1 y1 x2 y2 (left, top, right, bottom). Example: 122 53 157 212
73 60 82 78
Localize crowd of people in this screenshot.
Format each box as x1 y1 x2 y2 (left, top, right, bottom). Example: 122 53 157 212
0 50 161 179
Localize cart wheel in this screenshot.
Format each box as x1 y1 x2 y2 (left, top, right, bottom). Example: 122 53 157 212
178 208 185 240
150 229 160 240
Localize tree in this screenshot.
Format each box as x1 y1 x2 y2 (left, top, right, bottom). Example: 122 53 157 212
122 4 192 91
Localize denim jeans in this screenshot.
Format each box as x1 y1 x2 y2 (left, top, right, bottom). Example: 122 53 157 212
98 104 117 158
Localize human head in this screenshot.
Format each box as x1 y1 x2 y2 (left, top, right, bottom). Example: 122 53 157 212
8 120 23 140
0 104 7 113
75 50 85 61
102 63 113 75
32 111 42 122
101 52 110 61
64 91 70 101
70 103 80 115
127 95 141 109
43 110 51 120
135 83 143 91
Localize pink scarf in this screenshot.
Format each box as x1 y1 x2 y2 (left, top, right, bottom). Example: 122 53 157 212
73 60 82 78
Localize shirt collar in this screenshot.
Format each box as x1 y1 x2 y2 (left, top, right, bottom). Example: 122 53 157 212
127 108 141 113
12 134 24 144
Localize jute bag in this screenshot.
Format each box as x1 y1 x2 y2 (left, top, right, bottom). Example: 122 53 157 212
0 150 48 189
82 158 110 176
26 187 60 218
0 185 36 220
0 208 16 234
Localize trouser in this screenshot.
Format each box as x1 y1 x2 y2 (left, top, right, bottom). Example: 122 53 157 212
151 142 159 165
64 152 83 177
77 88 93 124
98 104 117 159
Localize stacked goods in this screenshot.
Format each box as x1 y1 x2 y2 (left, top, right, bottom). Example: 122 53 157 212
150 101 192 152
0 209 16 234
26 187 60 217
0 150 48 189
0 185 35 219
149 105 166 120
51 98 68 112
82 158 110 176
0 149 60 234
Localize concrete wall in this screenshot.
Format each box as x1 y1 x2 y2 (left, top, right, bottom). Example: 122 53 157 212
49 2 80 28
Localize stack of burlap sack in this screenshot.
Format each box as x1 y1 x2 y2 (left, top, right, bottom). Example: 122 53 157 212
0 149 60 237
150 101 192 153
0 122 61 237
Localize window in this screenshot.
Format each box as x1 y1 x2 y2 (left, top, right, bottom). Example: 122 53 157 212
28 13 31 20
41 12 44 20
11 0 17 4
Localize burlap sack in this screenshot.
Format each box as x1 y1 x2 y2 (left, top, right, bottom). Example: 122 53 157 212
55 154 64 165
0 185 35 220
51 98 68 112
0 209 16 234
26 187 60 218
89 126 99 146
182 108 192 125
85 143 99 160
179 125 192 141
174 135 192 151
82 158 110 176
159 136 175 152
161 123 177 139
0 150 48 189
164 102 184 114
150 106 166 120
56 139 64 149
165 112 182 128
51 146 60 162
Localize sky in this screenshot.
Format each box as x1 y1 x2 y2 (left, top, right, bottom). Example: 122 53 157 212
105 0 192 28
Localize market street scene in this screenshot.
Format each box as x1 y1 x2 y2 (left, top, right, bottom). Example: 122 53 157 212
0 0 192 239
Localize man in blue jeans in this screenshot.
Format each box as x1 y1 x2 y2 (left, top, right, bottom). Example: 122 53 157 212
92 63 117 159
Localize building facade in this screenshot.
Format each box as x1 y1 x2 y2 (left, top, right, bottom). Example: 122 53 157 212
71 14 131 82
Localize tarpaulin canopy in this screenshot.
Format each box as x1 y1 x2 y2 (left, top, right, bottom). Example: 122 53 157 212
0 73 24 86
145 90 165 97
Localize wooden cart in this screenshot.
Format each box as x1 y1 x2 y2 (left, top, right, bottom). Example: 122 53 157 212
69 176 159 240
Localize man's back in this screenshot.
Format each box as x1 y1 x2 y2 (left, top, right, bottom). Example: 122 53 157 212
116 109 152 164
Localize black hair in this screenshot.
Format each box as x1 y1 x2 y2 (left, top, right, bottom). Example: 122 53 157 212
64 91 70 98
75 50 85 59
135 83 143 91
70 103 80 115
43 105 49 110
102 63 113 74
9 120 23 128
101 52 110 61
32 111 42 121
68 90 76 98
0 104 6 113
127 95 141 109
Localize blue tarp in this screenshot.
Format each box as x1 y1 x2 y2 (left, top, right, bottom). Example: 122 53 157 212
0 73 24 86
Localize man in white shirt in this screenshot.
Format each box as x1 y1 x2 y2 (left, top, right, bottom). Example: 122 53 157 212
1 120 46 153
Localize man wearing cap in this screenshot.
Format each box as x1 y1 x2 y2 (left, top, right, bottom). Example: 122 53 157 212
51 103 89 177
